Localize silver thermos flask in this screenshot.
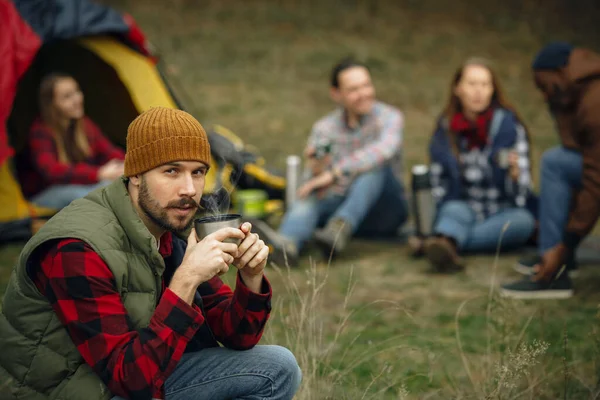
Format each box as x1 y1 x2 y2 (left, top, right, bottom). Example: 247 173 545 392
411 164 435 237
285 155 301 208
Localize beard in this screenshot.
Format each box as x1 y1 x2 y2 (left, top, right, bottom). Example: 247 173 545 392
138 176 197 234
546 83 576 114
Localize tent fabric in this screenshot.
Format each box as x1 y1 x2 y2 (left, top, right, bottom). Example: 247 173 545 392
0 161 55 223
12 0 149 54
8 35 224 195
13 0 129 41
79 37 176 113
0 0 158 236
0 0 41 165
8 38 144 153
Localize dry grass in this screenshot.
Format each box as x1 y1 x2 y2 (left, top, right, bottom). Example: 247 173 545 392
241 246 600 399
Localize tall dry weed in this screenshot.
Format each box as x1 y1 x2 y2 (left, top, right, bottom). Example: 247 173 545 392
452 223 551 399
264 257 414 399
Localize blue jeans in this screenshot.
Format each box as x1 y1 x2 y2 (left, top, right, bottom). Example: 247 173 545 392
434 200 536 252
30 180 112 209
111 345 301 400
538 146 583 253
279 166 408 250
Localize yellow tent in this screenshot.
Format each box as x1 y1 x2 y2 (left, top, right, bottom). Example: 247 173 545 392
2 36 229 240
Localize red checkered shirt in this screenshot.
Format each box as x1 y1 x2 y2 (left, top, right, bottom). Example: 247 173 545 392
20 117 125 198
32 232 272 399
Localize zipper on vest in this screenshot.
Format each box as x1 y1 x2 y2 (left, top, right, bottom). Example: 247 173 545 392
155 271 162 306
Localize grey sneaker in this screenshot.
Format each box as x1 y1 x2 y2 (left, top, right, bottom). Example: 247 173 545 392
249 219 299 268
500 272 573 300
514 254 579 277
314 217 352 257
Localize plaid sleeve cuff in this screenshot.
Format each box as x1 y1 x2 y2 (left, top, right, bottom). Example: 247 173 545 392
235 273 272 313
155 288 204 340
88 167 100 182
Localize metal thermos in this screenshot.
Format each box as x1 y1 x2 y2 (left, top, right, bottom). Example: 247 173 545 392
285 155 301 208
411 164 435 237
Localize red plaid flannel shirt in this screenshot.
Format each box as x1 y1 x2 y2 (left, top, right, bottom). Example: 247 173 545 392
20 117 125 198
33 232 272 399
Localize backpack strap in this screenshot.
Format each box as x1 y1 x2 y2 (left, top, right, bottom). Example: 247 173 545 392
488 108 506 142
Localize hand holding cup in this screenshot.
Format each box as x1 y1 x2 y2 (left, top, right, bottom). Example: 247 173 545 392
168 225 244 304
233 222 269 275
193 215 269 292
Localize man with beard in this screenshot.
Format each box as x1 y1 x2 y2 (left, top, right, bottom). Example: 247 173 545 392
0 107 301 400
501 42 600 299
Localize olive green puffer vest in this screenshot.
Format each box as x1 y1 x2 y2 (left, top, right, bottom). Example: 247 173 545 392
0 179 167 399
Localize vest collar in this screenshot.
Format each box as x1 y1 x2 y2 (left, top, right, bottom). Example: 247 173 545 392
100 178 166 273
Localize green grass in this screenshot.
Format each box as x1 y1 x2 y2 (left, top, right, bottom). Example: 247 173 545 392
250 247 600 399
3 0 600 398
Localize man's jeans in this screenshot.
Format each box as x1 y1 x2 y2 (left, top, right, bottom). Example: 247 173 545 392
112 345 301 400
279 166 408 250
434 201 536 252
31 180 112 209
538 146 583 254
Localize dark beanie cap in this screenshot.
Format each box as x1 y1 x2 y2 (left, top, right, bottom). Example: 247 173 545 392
532 42 574 70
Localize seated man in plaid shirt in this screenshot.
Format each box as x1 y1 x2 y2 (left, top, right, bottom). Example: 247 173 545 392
269 58 408 263
0 107 301 400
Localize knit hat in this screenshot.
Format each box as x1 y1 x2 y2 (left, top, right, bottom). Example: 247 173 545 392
124 107 211 177
532 42 574 70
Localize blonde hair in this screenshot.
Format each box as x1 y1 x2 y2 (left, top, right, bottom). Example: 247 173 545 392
39 73 90 164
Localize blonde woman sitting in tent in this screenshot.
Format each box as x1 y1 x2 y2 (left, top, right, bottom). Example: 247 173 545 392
18 73 125 210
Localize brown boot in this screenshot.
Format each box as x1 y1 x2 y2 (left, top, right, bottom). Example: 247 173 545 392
423 236 465 272
407 235 425 257
314 217 352 257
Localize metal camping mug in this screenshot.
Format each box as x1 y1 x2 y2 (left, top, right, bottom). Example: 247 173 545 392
194 214 243 245
497 149 511 169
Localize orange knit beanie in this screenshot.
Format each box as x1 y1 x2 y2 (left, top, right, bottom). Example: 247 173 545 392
124 107 211 177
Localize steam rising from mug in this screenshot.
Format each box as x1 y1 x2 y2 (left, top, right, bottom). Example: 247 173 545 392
200 187 231 216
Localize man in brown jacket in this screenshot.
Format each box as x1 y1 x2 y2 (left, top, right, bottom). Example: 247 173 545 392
502 42 600 299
